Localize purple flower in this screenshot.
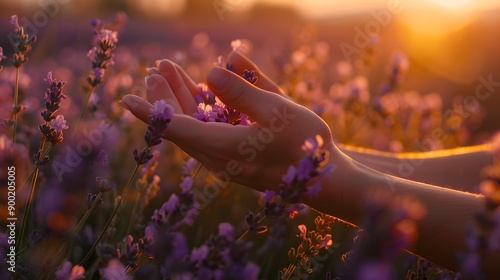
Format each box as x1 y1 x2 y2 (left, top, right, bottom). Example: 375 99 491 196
163 194 179 213
100 259 131 280
194 103 214 122
242 263 260 280
242 69 258 84
39 124 63 145
195 83 216 105
150 99 174 121
98 29 119 45
96 176 115 193
87 193 103 209
87 21 119 87
282 166 297 185
134 100 174 165
218 222 234 241
357 261 396 280
10 14 36 67
180 177 194 193
182 157 197 174
42 71 67 122
54 261 85 280
50 115 69 132
190 245 209 264
144 100 174 147
0 47 5 70
306 180 322 198
95 149 108 167
10 15 20 30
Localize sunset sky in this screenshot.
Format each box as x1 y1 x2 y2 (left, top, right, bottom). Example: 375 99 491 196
252 0 498 18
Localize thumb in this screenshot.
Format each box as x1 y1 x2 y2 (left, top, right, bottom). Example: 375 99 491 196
206 67 287 124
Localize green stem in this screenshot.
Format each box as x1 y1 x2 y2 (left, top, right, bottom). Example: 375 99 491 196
124 188 141 238
12 67 20 143
72 192 104 238
19 140 49 193
18 166 39 255
52 191 104 273
18 143 53 255
124 161 158 238
79 164 140 266
72 85 95 143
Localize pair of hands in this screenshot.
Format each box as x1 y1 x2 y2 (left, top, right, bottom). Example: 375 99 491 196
121 51 339 191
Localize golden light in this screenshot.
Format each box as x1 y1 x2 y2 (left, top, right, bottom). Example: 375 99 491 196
394 0 485 83
429 0 472 8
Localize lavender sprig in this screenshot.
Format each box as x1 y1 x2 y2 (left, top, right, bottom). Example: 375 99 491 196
133 100 174 164
10 15 37 143
10 15 37 68
75 18 120 141
19 72 68 255
239 135 335 250
79 100 173 266
184 223 260 279
193 66 257 125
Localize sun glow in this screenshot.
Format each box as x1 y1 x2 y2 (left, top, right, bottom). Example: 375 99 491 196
429 0 472 8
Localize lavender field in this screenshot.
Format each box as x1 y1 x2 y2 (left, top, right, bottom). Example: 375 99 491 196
1 0 500 279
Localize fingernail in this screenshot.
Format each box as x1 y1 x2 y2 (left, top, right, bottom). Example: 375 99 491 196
155 60 162 67
119 99 131 110
208 67 229 91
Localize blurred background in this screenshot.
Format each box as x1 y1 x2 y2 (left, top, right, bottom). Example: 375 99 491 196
1 0 499 137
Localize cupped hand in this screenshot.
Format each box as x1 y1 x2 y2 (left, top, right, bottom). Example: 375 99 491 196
120 52 339 191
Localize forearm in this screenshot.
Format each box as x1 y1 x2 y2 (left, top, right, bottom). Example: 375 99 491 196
339 144 493 193
305 148 498 275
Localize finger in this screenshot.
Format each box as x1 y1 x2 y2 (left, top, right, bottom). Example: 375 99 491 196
145 74 183 114
156 59 200 98
121 94 253 152
157 60 198 115
207 67 291 124
146 67 160 76
226 51 286 96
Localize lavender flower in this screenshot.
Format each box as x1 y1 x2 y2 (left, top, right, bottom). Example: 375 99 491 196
33 149 50 167
0 47 5 71
50 115 69 132
96 176 115 193
193 67 257 125
151 175 199 230
265 135 335 218
41 71 67 122
54 261 85 280
86 20 119 87
340 193 426 279
39 114 68 145
188 223 260 280
87 193 104 209
117 235 141 268
242 69 258 84
133 100 174 165
139 225 189 276
10 15 37 68
95 149 109 167
100 259 132 280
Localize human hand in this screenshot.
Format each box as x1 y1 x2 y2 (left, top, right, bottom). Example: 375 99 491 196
120 51 340 191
